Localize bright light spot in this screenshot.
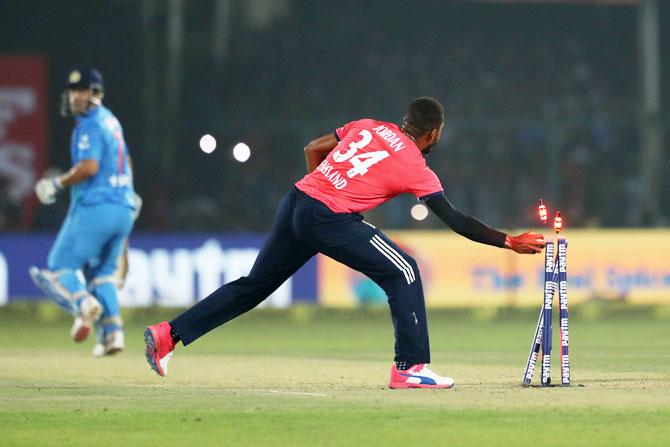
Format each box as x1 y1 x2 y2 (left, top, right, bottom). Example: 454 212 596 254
553 211 563 233
410 203 429 221
233 142 251 162
199 134 217 153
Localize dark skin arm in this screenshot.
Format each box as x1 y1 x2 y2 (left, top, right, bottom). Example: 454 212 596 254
304 133 339 173
424 193 545 254
424 194 507 248
57 159 99 187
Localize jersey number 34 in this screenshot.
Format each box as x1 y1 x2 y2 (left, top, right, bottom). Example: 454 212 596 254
332 130 389 178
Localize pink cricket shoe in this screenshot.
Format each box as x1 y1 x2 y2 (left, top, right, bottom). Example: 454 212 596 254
388 363 455 389
144 321 176 377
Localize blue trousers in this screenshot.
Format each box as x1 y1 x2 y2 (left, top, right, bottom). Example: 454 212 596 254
48 202 134 330
172 187 430 364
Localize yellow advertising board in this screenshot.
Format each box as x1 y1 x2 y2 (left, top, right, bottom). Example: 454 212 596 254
318 229 670 307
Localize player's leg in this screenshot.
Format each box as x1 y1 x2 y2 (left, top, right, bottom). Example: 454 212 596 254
88 258 126 357
321 232 453 389
30 205 102 340
299 194 452 389
90 238 129 356
29 266 87 316
29 206 83 315
146 189 317 376
170 220 316 345
320 229 430 365
87 204 134 356
289 188 431 365
90 279 125 357
92 239 129 356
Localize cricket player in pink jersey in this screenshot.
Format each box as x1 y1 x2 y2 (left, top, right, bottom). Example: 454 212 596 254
145 97 545 388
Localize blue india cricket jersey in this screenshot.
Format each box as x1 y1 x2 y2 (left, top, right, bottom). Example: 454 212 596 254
69 105 136 208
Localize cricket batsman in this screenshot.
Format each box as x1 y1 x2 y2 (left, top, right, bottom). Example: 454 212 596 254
30 67 138 357
145 97 545 388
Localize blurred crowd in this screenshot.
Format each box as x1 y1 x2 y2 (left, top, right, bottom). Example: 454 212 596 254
165 1 650 231
2 1 666 232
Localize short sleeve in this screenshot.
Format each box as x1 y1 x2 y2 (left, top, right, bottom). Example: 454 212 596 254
405 166 443 198
75 122 104 161
334 121 356 141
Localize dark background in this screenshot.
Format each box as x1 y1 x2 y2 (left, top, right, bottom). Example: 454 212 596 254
1 0 667 232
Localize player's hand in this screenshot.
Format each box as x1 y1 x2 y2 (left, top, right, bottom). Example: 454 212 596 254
505 231 545 254
35 177 62 205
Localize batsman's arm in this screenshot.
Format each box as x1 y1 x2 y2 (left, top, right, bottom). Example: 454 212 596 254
304 133 339 173
423 193 544 254
57 159 100 187
35 159 100 205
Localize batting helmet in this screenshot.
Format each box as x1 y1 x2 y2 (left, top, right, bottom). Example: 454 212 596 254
65 67 104 92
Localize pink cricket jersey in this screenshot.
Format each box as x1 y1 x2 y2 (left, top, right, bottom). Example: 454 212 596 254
295 119 443 213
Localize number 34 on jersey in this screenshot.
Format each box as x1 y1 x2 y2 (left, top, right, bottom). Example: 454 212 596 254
315 129 395 190
333 129 389 177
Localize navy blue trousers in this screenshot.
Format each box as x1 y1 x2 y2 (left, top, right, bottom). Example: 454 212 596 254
171 187 430 364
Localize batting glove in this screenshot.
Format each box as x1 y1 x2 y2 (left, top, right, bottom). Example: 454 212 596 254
35 177 63 205
505 231 545 254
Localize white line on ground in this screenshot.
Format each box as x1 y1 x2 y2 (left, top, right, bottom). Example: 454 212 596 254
250 389 327 397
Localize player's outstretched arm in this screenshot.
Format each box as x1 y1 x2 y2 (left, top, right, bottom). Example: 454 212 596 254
304 133 338 172
423 193 544 254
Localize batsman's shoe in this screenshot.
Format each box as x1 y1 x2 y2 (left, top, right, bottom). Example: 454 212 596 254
144 321 175 377
70 296 103 342
388 363 455 389
92 330 125 357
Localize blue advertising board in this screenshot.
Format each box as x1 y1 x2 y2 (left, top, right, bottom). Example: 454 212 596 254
0 233 317 307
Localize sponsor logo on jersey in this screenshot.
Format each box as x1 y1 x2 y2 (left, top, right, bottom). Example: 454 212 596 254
77 133 90 150
109 173 132 187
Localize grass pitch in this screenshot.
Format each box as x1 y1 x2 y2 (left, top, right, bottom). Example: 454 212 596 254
1 306 669 446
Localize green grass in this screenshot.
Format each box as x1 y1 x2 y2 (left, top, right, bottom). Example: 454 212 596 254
0 307 669 446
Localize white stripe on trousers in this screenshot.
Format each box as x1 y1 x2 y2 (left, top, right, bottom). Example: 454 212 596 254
372 235 415 282
369 235 415 284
